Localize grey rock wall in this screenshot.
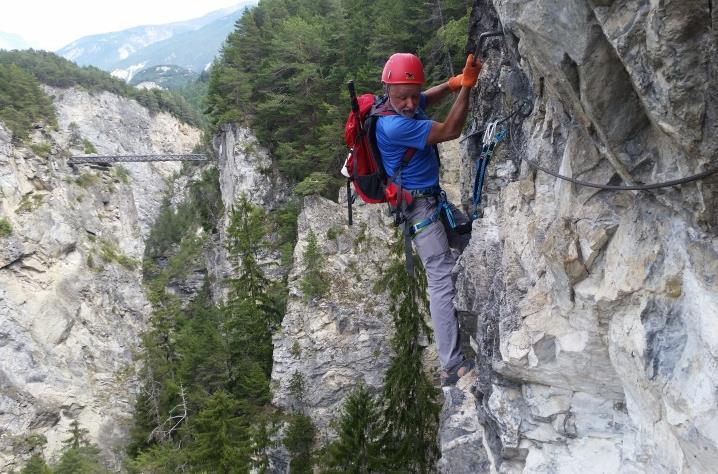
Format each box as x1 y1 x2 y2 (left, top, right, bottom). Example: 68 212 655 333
210 124 290 299
0 88 199 471
270 195 396 440
443 0 718 472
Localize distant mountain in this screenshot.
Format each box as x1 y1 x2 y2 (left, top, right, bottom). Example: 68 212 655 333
56 2 255 80
0 32 35 50
129 65 198 90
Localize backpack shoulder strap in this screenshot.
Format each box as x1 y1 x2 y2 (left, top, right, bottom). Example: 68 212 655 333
370 96 417 178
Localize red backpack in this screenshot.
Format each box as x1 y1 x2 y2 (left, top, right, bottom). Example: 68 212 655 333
342 84 415 225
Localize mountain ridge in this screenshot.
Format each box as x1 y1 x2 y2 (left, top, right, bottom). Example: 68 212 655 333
56 2 255 80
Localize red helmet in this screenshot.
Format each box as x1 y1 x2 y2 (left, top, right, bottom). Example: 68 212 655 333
381 53 425 85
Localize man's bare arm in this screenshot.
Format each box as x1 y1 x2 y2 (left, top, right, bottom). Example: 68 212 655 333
425 55 481 145
423 81 453 108
426 86 471 144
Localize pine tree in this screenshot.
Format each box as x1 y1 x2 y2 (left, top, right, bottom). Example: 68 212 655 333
324 385 382 472
374 234 440 472
54 420 106 474
186 390 252 472
284 414 316 473
61 420 90 450
20 454 51 474
300 230 329 301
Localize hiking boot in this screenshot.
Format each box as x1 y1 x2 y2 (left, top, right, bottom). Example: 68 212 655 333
440 357 475 387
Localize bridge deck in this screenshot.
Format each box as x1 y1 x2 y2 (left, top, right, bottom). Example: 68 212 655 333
69 154 208 165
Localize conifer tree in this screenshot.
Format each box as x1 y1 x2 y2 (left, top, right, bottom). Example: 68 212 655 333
20 454 51 474
186 390 252 472
300 230 329 301
374 235 440 472
284 414 316 474
54 420 107 474
323 385 382 472
61 420 90 450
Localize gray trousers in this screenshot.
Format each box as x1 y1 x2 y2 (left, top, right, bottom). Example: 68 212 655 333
406 197 470 370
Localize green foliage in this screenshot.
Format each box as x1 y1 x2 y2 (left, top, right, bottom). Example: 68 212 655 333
111 165 130 184
288 370 306 408
300 230 329 301
177 71 210 128
29 141 52 158
20 454 51 474
20 434 47 451
268 200 299 266
206 0 470 187
127 442 187 473
284 414 316 474
99 239 138 270
294 172 338 199
53 446 107 474
15 193 43 214
0 49 201 127
82 139 97 154
74 172 101 188
186 390 252 472
323 385 382 472
128 65 198 90
190 167 223 231
62 419 90 450
130 172 289 472
0 63 56 140
291 340 302 359
143 168 222 262
0 218 11 237
53 420 108 474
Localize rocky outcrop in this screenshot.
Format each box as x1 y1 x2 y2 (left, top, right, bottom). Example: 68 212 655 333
0 88 199 471
209 124 290 297
442 0 718 472
270 195 396 439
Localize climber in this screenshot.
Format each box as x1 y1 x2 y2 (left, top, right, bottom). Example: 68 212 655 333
377 52 481 385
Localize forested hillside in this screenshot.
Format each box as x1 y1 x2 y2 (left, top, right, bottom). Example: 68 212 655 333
207 0 471 193
0 50 202 139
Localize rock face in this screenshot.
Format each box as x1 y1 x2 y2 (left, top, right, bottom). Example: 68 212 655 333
442 1 718 472
211 124 290 296
0 88 199 471
270 195 396 439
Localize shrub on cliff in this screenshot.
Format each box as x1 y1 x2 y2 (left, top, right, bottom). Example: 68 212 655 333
0 63 56 140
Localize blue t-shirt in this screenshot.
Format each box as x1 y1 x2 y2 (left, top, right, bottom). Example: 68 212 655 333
376 94 439 190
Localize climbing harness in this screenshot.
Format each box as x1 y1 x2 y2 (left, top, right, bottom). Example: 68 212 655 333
408 189 457 237
470 120 507 219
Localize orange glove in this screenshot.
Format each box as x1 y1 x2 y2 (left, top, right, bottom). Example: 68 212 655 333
461 54 482 88
447 74 463 91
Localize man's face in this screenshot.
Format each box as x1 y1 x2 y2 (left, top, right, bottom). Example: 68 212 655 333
387 84 422 118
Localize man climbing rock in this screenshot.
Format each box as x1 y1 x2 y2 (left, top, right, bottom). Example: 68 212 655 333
377 52 481 386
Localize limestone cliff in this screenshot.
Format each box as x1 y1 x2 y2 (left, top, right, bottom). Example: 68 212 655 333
268 1 718 473
0 88 199 471
442 1 718 472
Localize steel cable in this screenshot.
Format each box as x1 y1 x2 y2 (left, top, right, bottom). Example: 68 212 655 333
468 99 718 191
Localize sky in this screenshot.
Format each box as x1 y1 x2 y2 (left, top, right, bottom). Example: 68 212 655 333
0 0 248 51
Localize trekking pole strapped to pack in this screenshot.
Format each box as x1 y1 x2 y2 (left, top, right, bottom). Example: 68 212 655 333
345 80 364 225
